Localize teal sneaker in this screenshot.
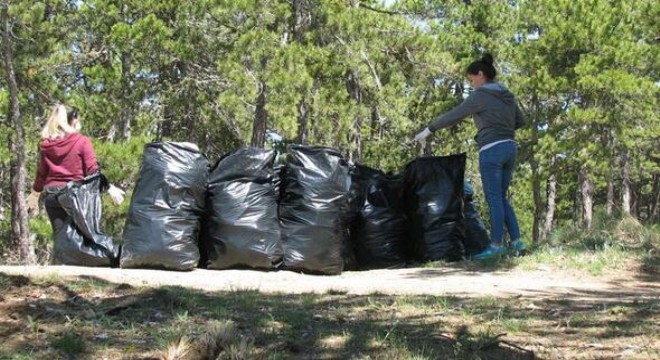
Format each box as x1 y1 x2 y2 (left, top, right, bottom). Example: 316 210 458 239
509 240 527 256
472 245 505 260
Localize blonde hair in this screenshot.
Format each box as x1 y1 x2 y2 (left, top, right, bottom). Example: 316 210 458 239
41 104 77 139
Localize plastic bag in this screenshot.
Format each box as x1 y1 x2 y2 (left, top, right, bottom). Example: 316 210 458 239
279 145 351 275
349 165 407 269
204 147 282 270
403 154 466 262
120 142 208 271
53 173 119 266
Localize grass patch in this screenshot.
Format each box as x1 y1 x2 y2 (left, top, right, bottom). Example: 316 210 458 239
1 270 656 360
50 330 86 356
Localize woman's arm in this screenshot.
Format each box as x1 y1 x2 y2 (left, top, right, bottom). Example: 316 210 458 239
428 92 485 132
32 153 48 192
80 136 100 175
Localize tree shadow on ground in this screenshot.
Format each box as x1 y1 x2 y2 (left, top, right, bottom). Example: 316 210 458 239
0 272 539 359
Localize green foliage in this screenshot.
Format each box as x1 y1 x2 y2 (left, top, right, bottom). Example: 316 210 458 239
1 0 658 257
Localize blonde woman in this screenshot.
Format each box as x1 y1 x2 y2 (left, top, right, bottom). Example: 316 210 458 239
27 105 124 233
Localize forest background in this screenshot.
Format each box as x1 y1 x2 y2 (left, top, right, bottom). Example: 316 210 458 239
1 0 658 263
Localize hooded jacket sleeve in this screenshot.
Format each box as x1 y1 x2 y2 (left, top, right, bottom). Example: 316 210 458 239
80 136 100 175
514 102 525 130
33 153 48 192
428 92 485 132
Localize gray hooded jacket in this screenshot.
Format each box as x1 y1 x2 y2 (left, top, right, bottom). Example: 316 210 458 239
428 82 525 148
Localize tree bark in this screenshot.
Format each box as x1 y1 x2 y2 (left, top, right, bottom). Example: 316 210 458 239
251 80 268 147
651 173 660 222
621 149 631 215
120 51 132 140
580 165 594 230
529 93 542 243
345 69 362 162
543 172 557 239
296 99 309 144
2 3 33 263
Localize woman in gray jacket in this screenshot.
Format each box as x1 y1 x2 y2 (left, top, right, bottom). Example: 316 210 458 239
414 54 526 260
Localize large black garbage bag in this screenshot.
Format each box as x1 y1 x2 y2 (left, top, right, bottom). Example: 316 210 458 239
204 147 282 270
463 181 490 256
403 154 466 262
350 165 406 269
279 145 351 275
120 142 208 271
53 173 119 267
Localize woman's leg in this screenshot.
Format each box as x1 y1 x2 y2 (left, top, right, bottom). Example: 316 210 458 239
43 191 68 239
501 143 520 241
479 148 506 246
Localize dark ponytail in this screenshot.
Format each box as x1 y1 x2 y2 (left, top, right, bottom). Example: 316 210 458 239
466 53 497 81
65 106 78 124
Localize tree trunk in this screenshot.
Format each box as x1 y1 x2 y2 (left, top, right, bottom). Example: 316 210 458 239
606 178 614 216
251 80 268 147
529 93 541 243
603 130 614 216
345 69 362 162
580 165 594 230
2 4 33 263
529 155 542 242
120 51 132 140
543 172 557 239
621 149 631 215
296 99 309 144
651 174 660 222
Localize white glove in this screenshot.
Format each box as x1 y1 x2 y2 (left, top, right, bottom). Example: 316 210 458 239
26 190 41 213
414 127 432 143
107 184 126 205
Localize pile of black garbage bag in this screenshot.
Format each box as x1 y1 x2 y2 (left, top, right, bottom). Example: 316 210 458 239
54 141 491 275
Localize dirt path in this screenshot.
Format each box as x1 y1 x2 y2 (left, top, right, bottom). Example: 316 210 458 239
1 265 657 301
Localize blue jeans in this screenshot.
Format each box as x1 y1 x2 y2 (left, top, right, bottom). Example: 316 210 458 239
479 141 520 245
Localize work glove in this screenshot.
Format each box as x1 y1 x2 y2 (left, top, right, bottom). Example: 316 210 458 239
26 190 40 213
107 184 126 205
414 127 432 143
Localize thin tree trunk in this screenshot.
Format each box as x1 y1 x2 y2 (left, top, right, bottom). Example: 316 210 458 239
530 155 542 242
529 94 542 243
2 3 33 263
544 172 557 238
297 99 309 144
651 174 660 222
621 149 631 215
120 52 132 140
251 80 268 147
604 130 614 215
580 165 594 230
606 178 614 216
346 69 362 162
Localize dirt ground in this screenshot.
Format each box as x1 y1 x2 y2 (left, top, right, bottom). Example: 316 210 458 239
0 263 657 301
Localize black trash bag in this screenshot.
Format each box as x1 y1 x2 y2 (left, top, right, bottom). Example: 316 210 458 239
53 173 119 267
403 154 466 262
204 147 282 270
463 181 490 256
350 165 407 269
279 145 351 275
120 142 208 271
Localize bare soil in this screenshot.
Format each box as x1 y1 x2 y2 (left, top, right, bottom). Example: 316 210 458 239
0 264 657 301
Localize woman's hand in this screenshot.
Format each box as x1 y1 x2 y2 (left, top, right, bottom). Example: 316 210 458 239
414 128 432 143
107 184 126 205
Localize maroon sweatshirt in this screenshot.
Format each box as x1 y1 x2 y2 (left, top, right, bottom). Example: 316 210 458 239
32 133 100 192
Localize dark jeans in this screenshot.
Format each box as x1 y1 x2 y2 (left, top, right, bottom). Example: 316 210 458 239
479 141 521 245
43 186 68 238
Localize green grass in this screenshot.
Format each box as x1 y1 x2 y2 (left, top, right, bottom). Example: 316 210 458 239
0 271 657 360
50 330 86 356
